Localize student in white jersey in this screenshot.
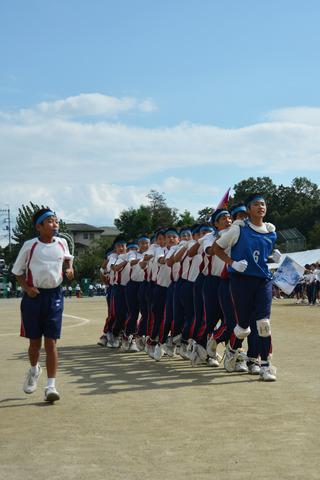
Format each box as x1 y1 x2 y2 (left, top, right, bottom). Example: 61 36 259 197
12 208 74 402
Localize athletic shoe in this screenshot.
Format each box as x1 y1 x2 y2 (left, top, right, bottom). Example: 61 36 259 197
154 344 165 361
106 332 114 348
259 365 277 382
206 356 220 367
44 386 60 402
190 350 205 366
196 343 208 362
121 335 130 351
129 339 139 352
135 336 145 351
179 343 190 360
206 337 217 358
235 359 249 373
97 335 108 346
248 362 261 375
224 345 239 372
23 366 42 394
112 336 120 348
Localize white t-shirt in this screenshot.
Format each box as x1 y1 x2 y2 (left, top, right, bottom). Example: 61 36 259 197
114 253 131 286
156 247 172 288
203 229 231 277
12 236 73 289
106 253 118 286
128 251 146 282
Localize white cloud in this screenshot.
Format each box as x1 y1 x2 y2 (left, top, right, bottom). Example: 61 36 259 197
266 106 320 125
1 95 320 239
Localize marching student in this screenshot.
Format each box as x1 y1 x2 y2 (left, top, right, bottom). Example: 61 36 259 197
150 228 179 360
214 194 279 381
97 248 116 346
12 208 74 402
188 225 214 350
122 237 150 351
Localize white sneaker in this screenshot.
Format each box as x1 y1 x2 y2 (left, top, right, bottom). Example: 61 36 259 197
44 386 60 402
121 335 130 351
163 342 175 357
135 336 145 351
145 343 155 359
179 343 190 360
235 359 249 373
206 356 220 367
248 363 261 375
154 344 165 361
259 365 277 382
206 337 217 358
195 344 208 362
23 366 42 394
97 335 108 346
106 332 114 348
129 339 139 352
224 345 238 372
190 351 206 366
112 336 120 348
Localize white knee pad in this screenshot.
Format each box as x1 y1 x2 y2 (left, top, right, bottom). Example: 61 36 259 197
234 324 251 340
256 318 271 337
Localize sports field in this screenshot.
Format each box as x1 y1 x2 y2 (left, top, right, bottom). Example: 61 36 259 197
0 297 319 480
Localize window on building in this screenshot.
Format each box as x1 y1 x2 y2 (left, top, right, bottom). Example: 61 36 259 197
83 233 88 239
90 233 94 239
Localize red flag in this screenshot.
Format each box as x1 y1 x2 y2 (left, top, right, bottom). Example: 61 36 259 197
216 187 231 210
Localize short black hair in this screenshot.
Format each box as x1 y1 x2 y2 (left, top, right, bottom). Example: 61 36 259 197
32 208 54 226
211 208 230 224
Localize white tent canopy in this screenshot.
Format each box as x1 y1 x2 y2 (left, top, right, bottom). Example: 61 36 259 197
268 248 320 270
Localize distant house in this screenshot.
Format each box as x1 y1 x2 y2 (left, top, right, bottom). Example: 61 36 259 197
65 223 120 255
277 228 306 253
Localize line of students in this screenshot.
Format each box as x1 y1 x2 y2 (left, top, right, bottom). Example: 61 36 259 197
97 194 281 382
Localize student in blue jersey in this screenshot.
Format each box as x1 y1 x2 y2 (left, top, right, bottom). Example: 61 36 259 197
214 194 279 381
12 208 74 402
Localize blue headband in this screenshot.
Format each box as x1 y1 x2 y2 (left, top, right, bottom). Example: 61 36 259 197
127 243 139 249
180 229 192 236
200 226 214 233
231 206 247 217
247 196 265 207
114 240 127 246
138 236 150 242
35 211 56 225
165 229 179 237
212 210 230 223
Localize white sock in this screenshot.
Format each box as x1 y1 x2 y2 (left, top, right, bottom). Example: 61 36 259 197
46 378 56 388
31 364 39 374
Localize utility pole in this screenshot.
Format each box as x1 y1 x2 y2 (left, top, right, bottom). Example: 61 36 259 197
0 207 11 251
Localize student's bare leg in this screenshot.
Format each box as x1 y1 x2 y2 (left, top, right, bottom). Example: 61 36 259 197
28 338 42 366
44 337 58 378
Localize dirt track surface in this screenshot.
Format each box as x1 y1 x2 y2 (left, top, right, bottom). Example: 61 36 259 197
0 297 319 480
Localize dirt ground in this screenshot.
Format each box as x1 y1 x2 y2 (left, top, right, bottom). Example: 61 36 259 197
0 297 319 480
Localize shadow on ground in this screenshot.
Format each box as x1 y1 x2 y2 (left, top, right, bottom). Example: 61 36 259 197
13 345 257 396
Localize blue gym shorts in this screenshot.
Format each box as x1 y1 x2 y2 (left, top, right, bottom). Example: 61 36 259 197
20 287 64 339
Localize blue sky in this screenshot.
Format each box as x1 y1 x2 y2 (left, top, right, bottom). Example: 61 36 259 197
1 0 320 237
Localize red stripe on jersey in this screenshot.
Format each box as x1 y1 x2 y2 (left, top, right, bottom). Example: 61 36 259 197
26 241 38 287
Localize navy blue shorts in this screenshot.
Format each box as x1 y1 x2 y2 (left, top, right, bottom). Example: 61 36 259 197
20 287 64 339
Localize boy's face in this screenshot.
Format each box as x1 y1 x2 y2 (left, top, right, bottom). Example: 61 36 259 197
115 243 126 254
36 215 59 238
180 231 192 241
193 232 201 240
166 233 179 247
234 211 248 221
248 200 267 218
156 234 166 248
215 214 232 231
139 240 150 252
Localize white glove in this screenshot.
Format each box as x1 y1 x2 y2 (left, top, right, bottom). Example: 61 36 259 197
272 249 281 263
231 260 248 273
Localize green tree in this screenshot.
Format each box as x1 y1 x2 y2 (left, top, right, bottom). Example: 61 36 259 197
176 210 196 227
197 207 213 223
74 236 114 281
115 190 179 238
